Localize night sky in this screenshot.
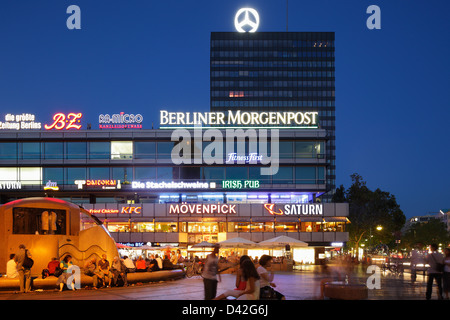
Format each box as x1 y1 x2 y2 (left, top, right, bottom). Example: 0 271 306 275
0 0 449 219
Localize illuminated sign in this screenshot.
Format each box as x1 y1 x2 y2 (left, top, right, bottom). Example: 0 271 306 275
88 207 142 214
99 112 143 129
0 113 41 130
0 181 22 190
160 110 318 128
76 180 122 189
132 181 215 190
234 8 259 33
169 203 237 215
44 113 82 130
226 153 263 164
264 203 323 216
222 180 260 189
44 180 59 191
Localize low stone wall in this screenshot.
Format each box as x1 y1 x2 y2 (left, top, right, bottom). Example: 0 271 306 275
0 269 185 291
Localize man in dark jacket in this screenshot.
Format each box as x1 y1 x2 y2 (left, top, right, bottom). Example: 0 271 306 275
14 244 32 293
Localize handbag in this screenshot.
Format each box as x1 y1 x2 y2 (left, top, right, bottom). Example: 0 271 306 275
22 250 34 269
260 286 277 300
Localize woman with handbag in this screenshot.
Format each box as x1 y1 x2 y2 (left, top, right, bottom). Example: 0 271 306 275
257 255 285 300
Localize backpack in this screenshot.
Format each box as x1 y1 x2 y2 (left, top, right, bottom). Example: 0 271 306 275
22 250 34 269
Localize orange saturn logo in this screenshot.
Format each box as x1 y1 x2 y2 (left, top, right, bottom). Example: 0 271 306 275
263 203 284 216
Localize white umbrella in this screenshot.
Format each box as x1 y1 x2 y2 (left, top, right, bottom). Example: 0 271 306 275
258 235 308 248
192 241 216 248
136 244 156 250
219 237 257 248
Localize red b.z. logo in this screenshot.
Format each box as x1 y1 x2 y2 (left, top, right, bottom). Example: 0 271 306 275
45 113 82 130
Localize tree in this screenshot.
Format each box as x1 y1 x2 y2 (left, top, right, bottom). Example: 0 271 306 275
402 219 450 250
334 173 406 257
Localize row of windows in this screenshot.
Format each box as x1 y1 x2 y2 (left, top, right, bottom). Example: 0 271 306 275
0 166 326 186
212 70 335 78
211 61 334 68
212 90 335 98
100 221 345 234
211 100 335 108
0 141 325 161
211 50 334 59
211 40 334 48
212 80 335 88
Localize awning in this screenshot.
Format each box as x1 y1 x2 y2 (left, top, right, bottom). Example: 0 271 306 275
323 217 349 222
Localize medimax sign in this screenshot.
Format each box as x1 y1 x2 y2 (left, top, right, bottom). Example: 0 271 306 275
160 110 318 127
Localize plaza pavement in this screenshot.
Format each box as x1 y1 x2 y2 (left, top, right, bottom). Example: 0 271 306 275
0 265 439 301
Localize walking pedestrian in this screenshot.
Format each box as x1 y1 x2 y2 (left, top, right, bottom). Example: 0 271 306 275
202 244 221 300
426 243 444 300
443 248 450 300
14 244 32 293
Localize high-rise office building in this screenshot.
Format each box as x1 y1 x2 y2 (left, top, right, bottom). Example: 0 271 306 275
210 32 336 199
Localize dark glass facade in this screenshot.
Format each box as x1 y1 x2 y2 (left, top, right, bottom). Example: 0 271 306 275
210 32 335 199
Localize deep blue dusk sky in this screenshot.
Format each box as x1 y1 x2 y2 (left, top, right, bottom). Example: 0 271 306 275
0 1 449 219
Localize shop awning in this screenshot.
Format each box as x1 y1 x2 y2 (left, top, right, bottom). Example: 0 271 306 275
298 217 323 222
323 217 349 222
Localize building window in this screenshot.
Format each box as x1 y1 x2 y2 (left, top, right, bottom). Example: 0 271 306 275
89 142 110 159
89 167 110 180
12 207 66 235
111 141 133 160
155 222 178 232
0 142 17 159
19 167 42 185
112 167 132 183
134 142 156 159
157 142 174 159
21 142 40 159
135 167 156 180
43 167 64 185
66 167 86 185
44 142 63 159
66 142 86 159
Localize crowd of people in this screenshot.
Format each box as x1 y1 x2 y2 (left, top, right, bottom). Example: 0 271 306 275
4 245 186 292
201 245 285 301
4 243 450 300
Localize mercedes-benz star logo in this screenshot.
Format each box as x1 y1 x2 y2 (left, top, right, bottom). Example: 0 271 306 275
234 8 259 33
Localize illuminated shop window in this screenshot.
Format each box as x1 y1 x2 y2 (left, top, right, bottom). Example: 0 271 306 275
111 141 133 160
155 222 178 232
20 167 42 185
105 222 131 233
13 207 66 235
132 222 154 232
274 222 299 232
